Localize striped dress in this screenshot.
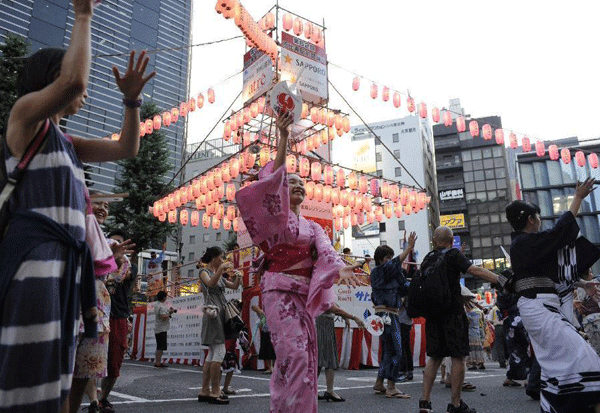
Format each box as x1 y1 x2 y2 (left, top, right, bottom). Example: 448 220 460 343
0 121 87 412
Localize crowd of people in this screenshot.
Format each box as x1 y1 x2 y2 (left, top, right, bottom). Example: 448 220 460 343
2 2 600 413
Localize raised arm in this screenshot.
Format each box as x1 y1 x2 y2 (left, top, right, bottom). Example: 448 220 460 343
467 265 498 284
327 303 365 328
223 270 242 290
71 50 156 162
272 111 293 171
397 231 417 263
7 0 93 157
570 178 595 217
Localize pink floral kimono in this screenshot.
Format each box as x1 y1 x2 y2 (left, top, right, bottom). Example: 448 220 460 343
236 162 344 413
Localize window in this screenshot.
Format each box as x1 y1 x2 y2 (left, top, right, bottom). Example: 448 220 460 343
495 168 506 179
188 269 195 277
189 235 195 244
189 252 195 261
380 240 387 245
492 146 503 157
520 164 535 189
533 162 550 187
465 182 475 193
393 149 400 159
471 149 482 160
203 233 210 242
395 167 402 177
379 222 386 232
546 160 563 185
216 232 222 241
464 171 474 182
537 190 553 216
485 169 495 180
376 152 382 162
376 169 383 177
474 170 485 181
462 151 472 161
475 181 486 192
486 180 497 190
392 133 399 143
482 148 492 158
473 160 483 170
398 220 405 230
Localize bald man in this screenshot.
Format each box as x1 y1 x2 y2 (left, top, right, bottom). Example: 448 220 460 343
419 226 498 413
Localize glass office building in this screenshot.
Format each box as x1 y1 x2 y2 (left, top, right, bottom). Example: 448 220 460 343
0 0 192 191
517 142 600 249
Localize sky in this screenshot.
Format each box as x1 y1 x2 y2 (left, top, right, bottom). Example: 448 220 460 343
186 0 600 151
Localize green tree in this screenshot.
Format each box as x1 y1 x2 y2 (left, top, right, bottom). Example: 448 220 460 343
105 102 177 250
0 34 29 135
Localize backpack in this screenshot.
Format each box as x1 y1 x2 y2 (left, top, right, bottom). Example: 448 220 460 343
406 248 452 319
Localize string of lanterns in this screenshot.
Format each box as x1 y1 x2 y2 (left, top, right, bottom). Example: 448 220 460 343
343 67 600 171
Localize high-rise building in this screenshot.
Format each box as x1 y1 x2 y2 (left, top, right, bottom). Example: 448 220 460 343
433 102 513 287
337 115 438 261
0 0 192 192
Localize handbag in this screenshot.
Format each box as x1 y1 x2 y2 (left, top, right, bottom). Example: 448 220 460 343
0 119 50 242
224 299 244 339
201 280 219 319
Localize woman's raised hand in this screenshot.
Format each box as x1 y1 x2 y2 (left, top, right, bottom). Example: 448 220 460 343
338 263 365 288
112 50 156 100
575 178 595 200
110 239 135 264
73 0 94 16
276 111 294 139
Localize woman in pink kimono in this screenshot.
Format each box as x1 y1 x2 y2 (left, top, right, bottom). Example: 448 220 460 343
236 112 361 413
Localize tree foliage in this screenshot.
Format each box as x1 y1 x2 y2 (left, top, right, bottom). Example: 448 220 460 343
0 34 29 135
105 102 177 250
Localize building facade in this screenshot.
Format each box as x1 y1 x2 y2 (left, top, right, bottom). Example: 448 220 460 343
516 141 600 274
0 0 192 192
339 115 438 261
434 111 513 287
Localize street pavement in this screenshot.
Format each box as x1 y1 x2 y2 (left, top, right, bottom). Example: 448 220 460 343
91 361 541 413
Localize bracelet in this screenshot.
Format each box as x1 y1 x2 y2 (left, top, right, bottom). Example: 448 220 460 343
122 98 142 108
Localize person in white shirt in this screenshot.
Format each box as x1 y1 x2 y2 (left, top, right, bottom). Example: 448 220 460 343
154 291 175 367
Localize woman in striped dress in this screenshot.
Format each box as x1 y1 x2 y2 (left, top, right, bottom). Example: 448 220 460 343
0 1 155 411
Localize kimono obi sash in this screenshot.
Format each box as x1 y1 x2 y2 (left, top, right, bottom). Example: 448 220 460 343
262 242 313 279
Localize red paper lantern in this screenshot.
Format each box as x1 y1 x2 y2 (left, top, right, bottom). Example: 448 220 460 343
495 129 504 145
144 119 153 135
548 144 559 160
314 183 323 202
299 157 310 177
394 202 403 218
432 107 440 123
323 185 332 203
359 176 368 194
265 12 275 29
370 83 378 99
207 88 215 104
342 117 350 133
482 124 492 140
339 190 348 207
535 141 545 157
589 153 599 169
226 183 236 201
305 181 315 200
319 165 333 185
509 133 518 149
375 206 383 222
331 187 340 205
197 93 204 108
355 195 364 211
189 98 196 111
347 172 358 190
418 102 427 119
310 107 319 123
381 182 390 199
168 210 177 224
223 217 231 231
522 136 531 152
212 217 221 230
311 162 322 181
336 169 345 188
304 21 313 39
469 121 479 137
443 111 453 127
404 205 412 215
282 13 293 31
195 195 204 210
576 151 586 167
348 191 356 208
180 209 189 225
407 97 415 113
393 92 401 108
191 211 199 227
286 154 297 174
456 116 466 132
384 203 393 219
180 102 188 117
293 17 303 36
171 108 179 123
153 115 162 130
561 148 571 164
326 111 334 128
382 86 389 102
352 76 360 91
343 215 350 229
229 158 240 178
227 205 236 221
320 129 328 145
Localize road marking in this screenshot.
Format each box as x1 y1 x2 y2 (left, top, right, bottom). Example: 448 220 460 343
109 391 150 402
123 362 272 381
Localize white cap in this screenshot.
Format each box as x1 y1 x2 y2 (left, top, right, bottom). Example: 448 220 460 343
461 285 476 298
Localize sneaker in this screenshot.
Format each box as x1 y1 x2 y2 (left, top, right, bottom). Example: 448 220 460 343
447 400 476 413
419 399 433 413
98 399 114 413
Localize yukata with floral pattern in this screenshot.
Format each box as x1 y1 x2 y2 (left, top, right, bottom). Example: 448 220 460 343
236 161 345 413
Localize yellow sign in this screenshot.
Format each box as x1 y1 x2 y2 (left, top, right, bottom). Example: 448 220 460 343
440 213 466 229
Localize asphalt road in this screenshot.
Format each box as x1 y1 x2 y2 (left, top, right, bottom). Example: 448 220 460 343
89 361 542 413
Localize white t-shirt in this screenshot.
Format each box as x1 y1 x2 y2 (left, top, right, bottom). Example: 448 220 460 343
154 301 170 333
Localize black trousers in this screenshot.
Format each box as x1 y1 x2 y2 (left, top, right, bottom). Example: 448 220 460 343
399 323 413 373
